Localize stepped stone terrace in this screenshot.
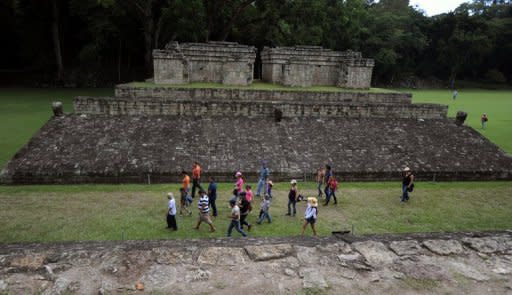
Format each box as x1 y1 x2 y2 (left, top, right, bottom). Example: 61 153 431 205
1 83 511 184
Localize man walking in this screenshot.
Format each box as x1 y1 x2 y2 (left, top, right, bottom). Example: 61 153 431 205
166 193 177 231
227 199 247 237
195 190 216 232
256 161 270 197
191 162 204 199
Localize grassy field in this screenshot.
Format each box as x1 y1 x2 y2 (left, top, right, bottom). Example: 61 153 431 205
0 88 113 167
409 89 512 153
0 181 511 243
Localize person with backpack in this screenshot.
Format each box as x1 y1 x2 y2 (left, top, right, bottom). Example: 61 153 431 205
324 165 332 199
301 197 318 236
324 176 338 206
481 113 488 129
401 167 415 202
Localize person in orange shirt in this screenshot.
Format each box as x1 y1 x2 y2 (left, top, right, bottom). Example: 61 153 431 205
191 162 204 199
180 170 192 216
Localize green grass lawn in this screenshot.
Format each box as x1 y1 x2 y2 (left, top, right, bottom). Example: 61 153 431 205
408 89 512 153
0 181 510 243
0 88 113 167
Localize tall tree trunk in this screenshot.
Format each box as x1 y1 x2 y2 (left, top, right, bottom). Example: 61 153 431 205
51 0 64 80
143 8 154 76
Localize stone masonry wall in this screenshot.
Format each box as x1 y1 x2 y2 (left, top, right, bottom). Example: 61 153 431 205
2 115 510 184
115 85 413 104
261 46 374 89
153 42 256 86
1 231 512 294
74 96 447 119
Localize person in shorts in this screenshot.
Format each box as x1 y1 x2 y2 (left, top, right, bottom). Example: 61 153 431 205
194 190 216 232
301 197 318 236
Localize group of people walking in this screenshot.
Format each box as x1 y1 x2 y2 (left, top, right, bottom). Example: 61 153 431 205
166 161 415 237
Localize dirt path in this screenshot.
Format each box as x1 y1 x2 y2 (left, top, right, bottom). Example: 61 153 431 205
1 231 512 294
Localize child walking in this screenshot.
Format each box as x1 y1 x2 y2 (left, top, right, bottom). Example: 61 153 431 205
301 197 318 236
257 194 272 224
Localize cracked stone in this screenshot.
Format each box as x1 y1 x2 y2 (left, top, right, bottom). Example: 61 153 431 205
353 241 397 267
423 239 464 255
244 244 293 261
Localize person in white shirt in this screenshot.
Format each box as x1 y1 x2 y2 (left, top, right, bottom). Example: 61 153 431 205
166 193 177 231
227 199 247 237
301 197 318 236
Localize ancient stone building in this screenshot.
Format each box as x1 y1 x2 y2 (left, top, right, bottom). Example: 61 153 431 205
261 46 374 89
153 42 256 86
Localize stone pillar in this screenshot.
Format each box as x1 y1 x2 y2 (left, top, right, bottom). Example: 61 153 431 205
52 101 63 117
455 111 467 126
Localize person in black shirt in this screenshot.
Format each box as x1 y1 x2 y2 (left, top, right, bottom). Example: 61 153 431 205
401 167 414 202
239 192 252 231
286 179 298 216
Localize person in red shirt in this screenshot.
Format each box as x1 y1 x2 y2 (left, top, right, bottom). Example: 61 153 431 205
324 176 338 206
191 162 204 199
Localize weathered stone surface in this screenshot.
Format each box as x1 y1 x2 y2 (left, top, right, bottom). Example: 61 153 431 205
153 42 256 86
1 232 512 294
462 237 500 253
299 267 329 289
197 247 247 266
389 240 423 256
139 265 177 289
261 45 374 89
244 244 293 261
10 253 46 270
423 239 464 255
353 241 397 266
2 115 511 184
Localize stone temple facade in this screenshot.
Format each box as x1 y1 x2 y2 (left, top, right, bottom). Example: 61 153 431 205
153 42 256 86
261 46 374 89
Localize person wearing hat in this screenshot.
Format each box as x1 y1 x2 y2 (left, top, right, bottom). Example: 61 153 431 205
166 193 177 231
227 199 247 237
401 167 415 202
265 180 273 200
301 197 318 236
286 179 298 216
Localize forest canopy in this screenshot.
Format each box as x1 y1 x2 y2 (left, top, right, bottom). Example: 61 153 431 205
1 0 510 87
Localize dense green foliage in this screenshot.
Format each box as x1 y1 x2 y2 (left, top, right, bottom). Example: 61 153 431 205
0 181 511 242
1 0 510 86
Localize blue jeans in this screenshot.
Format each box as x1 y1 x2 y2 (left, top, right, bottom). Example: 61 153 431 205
287 199 296 216
325 190 337 205
256 178 266 196
227 220 247 237
401 185 409 202
317 181 323 197
257 211 272 224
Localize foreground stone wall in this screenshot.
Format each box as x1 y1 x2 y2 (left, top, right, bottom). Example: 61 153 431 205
1 231 512 294
2 115 510 184
261 46 374 89
153 42 256 85
74 96 447 119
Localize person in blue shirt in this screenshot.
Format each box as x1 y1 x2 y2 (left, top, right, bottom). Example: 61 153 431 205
208 176 218 217
256 161 270 197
